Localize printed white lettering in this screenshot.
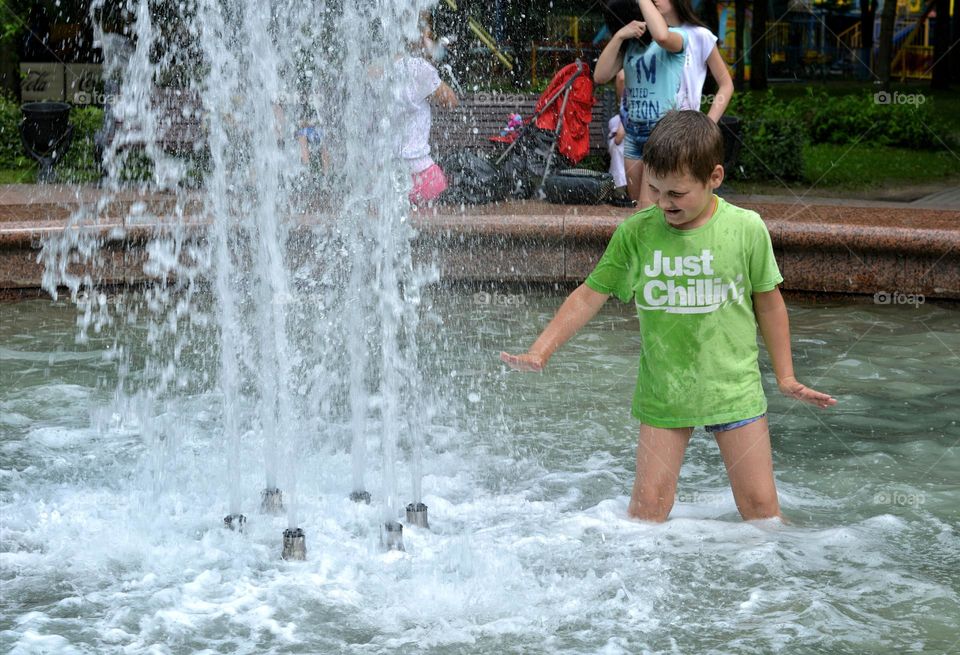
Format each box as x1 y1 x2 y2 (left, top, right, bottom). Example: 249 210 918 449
637 251 744 314
643 279 668 306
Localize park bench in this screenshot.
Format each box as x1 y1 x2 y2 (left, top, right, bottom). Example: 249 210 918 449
96 87 206 166
431 89 619 160
96 88 622 172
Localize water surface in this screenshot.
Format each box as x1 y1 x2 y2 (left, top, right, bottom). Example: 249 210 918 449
2 291 958 654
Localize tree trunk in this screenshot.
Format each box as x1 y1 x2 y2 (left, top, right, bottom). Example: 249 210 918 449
735 0 746 89
875 0 897 88
953 0 960 83
701 0 720 94
750 0 768 89
702 0 720 37
930 0 950 89
0 41 18 100
858 0 876 77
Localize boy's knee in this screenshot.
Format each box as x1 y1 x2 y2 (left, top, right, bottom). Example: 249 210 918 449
629 485 676 522
735 491 780 520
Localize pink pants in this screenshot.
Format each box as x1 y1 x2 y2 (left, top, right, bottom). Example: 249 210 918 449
409 163 448 206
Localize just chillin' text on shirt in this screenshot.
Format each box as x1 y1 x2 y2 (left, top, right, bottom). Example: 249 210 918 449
637 249 746 314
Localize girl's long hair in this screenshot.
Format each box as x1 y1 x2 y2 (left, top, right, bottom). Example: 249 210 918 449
673 0 709 29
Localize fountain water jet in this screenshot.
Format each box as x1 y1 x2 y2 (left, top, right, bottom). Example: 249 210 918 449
405 502 429 529
281 528 307 561
42 0 441 562
380 521 405 552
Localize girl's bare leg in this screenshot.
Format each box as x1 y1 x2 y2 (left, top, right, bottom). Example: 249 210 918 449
624 156 647 206
628 424 694 522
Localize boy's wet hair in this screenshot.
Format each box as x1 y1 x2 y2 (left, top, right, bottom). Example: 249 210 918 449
643 111 724 184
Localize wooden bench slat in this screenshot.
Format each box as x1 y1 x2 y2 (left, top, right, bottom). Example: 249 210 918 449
432 90 617 158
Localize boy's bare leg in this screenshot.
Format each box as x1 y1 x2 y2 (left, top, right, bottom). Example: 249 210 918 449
628 424 693 522
713 416 781 520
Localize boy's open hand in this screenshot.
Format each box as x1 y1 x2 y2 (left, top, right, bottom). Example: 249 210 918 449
500 351 546 372
778 376 837 408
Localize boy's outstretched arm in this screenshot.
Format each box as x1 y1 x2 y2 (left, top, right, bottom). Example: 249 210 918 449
501 284 609 372
754 288 837 408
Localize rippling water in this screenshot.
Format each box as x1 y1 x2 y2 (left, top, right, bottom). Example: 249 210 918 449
2 292 958 654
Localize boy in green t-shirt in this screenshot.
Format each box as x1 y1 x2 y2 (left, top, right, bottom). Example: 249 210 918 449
501 110 836 523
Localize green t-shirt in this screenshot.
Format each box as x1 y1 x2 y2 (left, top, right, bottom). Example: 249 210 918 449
585 197 783 428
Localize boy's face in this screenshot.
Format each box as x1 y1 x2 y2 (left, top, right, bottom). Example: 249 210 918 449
645 165 724 230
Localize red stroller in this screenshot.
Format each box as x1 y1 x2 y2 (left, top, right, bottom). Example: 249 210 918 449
490 60 595 192
442 60 612 204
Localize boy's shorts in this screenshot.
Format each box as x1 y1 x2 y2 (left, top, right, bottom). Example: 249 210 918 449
704 413 765 433
409 163 448 206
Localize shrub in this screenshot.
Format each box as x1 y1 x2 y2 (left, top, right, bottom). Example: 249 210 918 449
730 88 951 152
0 93 27 170
60 105 105 182
733 115 806 181
791 89 946 149
0 94 104 182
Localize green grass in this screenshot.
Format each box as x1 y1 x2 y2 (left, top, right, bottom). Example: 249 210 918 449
0 168 35 184
803 143 960 189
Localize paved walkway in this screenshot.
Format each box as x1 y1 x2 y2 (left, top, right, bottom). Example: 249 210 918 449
721 186 960 211
910 187 960 210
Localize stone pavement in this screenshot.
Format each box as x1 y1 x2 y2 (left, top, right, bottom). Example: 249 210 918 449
910 187 960 210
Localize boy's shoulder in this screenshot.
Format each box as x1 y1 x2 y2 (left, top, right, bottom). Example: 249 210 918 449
716 197 769 232
617 205 663 235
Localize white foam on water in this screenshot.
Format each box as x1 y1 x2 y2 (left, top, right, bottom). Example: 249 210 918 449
4 300 960 653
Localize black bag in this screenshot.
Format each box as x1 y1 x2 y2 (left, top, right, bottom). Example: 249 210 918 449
438 150 510 205
496 128 572 200
542 168 615 205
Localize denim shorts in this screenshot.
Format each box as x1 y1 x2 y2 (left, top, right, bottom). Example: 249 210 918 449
704 413 766 433
621 116 654 161
623 132 647 160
